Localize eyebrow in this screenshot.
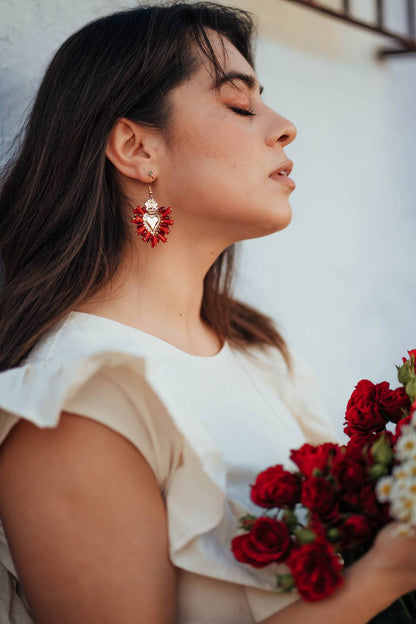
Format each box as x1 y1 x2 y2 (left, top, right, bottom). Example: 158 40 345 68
213 71 264 96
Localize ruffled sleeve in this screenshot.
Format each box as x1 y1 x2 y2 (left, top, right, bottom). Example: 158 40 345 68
0 347 228 569
0 353 175 490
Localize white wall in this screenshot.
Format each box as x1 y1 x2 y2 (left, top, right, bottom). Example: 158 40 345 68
232 0 416 437
1 0 415 437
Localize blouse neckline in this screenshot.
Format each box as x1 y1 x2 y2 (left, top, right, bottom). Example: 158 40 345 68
67 311 229 361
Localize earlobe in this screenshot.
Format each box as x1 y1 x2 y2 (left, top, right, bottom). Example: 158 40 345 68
105 118 155 182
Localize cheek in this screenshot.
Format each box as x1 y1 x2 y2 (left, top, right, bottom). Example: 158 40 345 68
169 114 258 171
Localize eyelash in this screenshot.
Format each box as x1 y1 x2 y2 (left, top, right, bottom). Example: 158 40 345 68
230 106 255 117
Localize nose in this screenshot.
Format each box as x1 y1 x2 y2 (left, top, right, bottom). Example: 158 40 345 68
265 112 297 148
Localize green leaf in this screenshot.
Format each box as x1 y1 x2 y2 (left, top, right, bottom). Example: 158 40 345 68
369 463 389 479
406 378 416 402
398 362 413 386
312 467 323 477
239 514 257 530
370 435 394 466
294 528 316 544
275 573 296 594
282 510 298 532
327 527 340 542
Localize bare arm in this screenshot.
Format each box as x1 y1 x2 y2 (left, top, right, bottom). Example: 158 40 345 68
0 413 177 624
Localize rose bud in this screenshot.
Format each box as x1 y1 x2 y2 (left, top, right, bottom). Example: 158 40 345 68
327 527 341 543
406 378 416 402
398 361 413 386
369 463 389 479
294 528 317 545
370 434 393 466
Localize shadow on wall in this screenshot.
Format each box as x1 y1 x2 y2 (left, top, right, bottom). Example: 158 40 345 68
229 0 397 63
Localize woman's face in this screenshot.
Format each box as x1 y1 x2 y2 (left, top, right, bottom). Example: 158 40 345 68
157 32 297 248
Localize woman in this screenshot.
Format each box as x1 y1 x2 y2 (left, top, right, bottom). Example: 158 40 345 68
0 3 415 623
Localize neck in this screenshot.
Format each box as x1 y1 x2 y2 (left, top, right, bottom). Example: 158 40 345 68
74 233 227 356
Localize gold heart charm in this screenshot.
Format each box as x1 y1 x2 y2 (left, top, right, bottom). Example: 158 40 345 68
143 212 160 234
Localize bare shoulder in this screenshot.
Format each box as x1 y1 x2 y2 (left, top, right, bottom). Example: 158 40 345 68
0 412 176 624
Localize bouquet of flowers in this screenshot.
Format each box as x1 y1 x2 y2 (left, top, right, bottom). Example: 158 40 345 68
231 350 416 620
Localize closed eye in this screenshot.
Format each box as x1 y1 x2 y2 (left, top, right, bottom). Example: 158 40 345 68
229 106 255 117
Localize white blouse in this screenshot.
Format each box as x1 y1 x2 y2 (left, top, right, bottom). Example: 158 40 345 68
0 311 337 623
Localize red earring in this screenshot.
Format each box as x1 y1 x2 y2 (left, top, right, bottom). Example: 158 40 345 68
131 171 174 248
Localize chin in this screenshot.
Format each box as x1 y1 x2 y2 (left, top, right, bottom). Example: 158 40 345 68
226 204 293 243
236 218 292 243
262 207 293 234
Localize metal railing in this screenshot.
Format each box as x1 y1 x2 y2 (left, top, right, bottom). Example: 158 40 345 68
280 0 416 58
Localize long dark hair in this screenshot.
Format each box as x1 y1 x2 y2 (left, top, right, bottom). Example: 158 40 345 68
0 1 290 372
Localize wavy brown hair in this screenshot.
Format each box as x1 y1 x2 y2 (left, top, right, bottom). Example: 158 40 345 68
0 1 290 372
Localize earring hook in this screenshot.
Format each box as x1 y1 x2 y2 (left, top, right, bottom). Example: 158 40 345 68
147 170 156 196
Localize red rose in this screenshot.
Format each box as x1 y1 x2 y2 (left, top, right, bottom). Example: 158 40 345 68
345 380 374 412
378 386 410 423
358 484 381 519
309 514 328 541
231 517 292 567
403 349 416 370
300 477 339 522
290 443 340 478
250 465 301 509
393 414 413 443
347 429 394 449
338 514 374 549
330 445 369 491
344 380 389 438
287 539 344 601
340 488 361 510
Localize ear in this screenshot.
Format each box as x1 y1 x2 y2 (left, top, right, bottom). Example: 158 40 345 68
105 118 159 182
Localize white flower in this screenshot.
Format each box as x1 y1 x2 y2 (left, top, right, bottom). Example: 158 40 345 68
403 459 416 478
376 476 393 503
391 477 416 502
393 523 415 538
396 430 416 462
399 424 413 437
390 495 414 523
392 464 411 481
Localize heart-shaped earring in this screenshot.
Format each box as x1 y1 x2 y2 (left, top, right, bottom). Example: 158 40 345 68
131 171 174 248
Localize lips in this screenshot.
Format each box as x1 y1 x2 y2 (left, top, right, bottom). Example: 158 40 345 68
269 159 295 189
269 172 296 189
270 159 293 177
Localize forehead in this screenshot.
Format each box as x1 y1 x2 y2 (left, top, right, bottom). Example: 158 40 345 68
210 31 253 71
193 30 257 90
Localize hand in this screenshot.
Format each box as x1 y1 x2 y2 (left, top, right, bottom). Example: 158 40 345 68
363 521 416 598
